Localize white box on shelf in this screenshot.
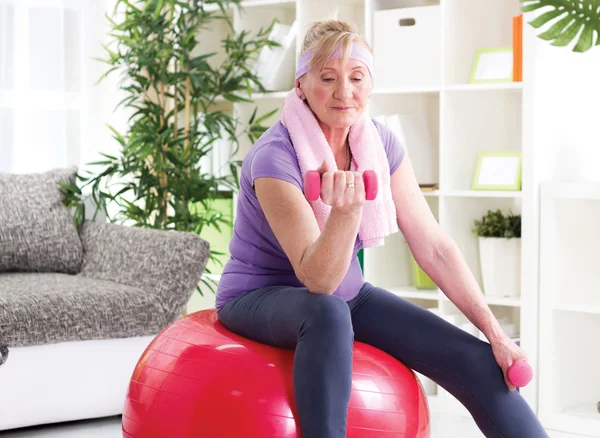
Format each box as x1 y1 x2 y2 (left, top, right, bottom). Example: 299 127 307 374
478 237 521 298
372 5 441 89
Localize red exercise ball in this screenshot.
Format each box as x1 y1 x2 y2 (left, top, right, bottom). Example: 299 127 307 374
122 309 430 438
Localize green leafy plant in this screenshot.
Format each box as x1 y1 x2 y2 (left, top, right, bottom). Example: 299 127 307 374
60 0 279 294
472 209 522 238
520 0 600 52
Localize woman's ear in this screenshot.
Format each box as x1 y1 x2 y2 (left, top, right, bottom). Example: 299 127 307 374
295 79 305 100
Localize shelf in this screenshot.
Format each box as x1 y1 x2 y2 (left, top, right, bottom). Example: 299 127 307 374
388 287 440 300
372 86 440 95
241 0 295 7
205 0 295 11
251 91 290 100
544 404 600 437
541 181 600 201
217 91 288 102
370 83 523 95
566 403 600 419
441 190 522 198
441 295 521 308
554 303 600 315
485 297 521 307
443 82 523 92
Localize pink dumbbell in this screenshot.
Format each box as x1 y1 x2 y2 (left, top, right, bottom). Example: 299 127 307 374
507 360 533 387
304 169 378 201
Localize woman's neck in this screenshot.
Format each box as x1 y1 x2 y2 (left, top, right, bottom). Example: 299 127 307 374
319 122 349 156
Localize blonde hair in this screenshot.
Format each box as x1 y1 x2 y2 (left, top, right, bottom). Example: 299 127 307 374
299 20 371 76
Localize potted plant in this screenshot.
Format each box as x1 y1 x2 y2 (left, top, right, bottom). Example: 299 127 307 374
472 209 521 298
59 0 278 294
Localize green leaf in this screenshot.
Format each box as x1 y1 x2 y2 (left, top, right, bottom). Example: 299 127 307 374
222 92 252 103
549 20 584 47
119 0 142 13
87 160 114 166
105 124 126 146
528 8 566 28
520 0 600 52
252 107 278 125
472 209 521 238
99 152 118 161
94 66 119 85
537 13 575 40
153 0 165 20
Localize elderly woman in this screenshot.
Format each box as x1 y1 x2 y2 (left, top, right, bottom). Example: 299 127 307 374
215 19 548 438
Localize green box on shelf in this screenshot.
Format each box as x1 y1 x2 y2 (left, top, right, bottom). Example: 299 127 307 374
412 257 436 289
190 191 234 275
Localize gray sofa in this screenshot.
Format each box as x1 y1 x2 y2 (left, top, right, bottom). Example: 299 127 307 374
0 167 210 430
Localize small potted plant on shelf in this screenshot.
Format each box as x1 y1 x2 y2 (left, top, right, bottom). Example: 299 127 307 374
472 209 521 299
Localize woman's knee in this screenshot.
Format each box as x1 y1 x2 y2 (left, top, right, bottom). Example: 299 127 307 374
302 294 353 337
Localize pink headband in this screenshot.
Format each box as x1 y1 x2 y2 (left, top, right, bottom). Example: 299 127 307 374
295 44 374 80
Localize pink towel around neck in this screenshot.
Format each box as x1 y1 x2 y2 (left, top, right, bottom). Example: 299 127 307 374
280 89 398 248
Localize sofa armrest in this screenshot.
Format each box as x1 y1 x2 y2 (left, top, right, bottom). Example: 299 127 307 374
78 221 210 317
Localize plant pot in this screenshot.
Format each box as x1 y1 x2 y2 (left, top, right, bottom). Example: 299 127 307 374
478 237 521 298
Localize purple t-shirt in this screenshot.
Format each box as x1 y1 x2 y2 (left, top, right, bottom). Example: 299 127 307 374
215 119 405 311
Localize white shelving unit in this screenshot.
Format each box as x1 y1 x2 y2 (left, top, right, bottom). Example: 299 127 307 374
192 0 545 422
538 182 600 437
361 0 532 416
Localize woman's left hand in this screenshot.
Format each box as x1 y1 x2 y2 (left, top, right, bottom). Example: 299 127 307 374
490 334 529 392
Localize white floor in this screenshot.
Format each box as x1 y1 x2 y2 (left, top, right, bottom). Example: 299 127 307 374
0 414 593 438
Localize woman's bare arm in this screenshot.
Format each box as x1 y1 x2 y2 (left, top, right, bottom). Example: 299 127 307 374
254 167 364 294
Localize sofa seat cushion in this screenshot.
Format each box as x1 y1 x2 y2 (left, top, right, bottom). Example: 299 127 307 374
0 272 172 347
0 167 83 274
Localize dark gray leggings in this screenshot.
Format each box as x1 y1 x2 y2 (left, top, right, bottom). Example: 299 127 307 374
217 282 549 438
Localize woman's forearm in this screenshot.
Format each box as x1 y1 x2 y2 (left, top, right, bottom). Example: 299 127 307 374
418 236 506 343
300 206 362 294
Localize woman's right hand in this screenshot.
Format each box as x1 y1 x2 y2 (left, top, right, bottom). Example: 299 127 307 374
316 160 366 211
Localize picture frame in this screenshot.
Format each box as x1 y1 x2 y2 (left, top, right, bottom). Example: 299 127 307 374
469 47 513 84
471 152 522 191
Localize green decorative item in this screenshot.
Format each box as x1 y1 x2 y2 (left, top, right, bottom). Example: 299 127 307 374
472 209 521 238
471 152 522 191
412 256 437 290
520 0 600 53
469 47 514 84
59 0 279 294
189 191 234 275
